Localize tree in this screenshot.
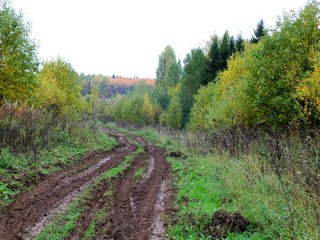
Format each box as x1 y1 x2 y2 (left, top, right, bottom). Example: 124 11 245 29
0 1 39 105
205 34 220 85
90 84 99 114
206 31 236 85
247 2 320 126
37 58 81 116
180 48 208 126
219 31 232 70
236 33 245 52
142 93 154 123
166 85 182 129
156 45 177 82
155 45 181 110
251 19 266 43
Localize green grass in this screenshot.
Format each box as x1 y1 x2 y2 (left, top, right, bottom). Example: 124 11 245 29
36 188 87 240
36 143 144 239
167 153 320 239
133 168 145 179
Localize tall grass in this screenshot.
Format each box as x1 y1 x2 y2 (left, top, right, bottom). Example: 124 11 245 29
169 126 320 239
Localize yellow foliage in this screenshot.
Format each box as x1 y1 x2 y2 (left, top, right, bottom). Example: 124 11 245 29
37 58 81 117
296 60 320 118
142 93 154 123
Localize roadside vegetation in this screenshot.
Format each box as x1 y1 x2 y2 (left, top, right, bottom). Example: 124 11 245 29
114 125 319 239
0 2 116 208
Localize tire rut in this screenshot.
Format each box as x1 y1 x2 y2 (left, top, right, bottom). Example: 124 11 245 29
108 136 171 240
0 128 174 240
0 131 136 240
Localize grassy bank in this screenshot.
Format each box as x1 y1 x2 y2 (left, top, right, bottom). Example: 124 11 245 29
109 124 319 239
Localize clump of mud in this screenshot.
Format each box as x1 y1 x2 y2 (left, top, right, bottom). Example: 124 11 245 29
166 151 187 159
208 210 250 238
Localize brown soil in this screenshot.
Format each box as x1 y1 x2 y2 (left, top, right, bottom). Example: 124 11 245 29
208 210 250 238
107 137 171 240
0 127 174 240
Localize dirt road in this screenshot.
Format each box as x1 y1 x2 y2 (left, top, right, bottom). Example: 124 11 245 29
0 127 173 240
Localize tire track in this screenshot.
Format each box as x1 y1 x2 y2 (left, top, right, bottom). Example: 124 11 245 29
0 131 136 240
0 128 174 240
108 136 171 240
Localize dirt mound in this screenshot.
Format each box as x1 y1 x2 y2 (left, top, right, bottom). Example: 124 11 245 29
208 210 250 238
166 151 187 159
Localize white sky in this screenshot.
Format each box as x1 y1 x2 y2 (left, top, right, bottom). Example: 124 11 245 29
11 0 309 78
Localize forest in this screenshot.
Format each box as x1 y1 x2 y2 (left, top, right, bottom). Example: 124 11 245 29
0 0 320 239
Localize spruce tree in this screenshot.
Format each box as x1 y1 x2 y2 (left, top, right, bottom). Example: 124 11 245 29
236 33 245 52
251 19 266 43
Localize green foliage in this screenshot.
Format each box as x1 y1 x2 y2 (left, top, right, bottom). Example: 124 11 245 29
207 47 256 128
0 104 116 208
188 83 215 131
0 1 39 105
247 2 320 126
235 33 245 52
250 19 267 43
155 45 182 110
37 58 81 118
79 73 109 98
165 85 183 129
180 48 208 127
107 83 153 124
190 2 320 130
205 31 238 85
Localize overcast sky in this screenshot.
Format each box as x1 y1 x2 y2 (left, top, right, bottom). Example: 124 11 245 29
11 0 308 78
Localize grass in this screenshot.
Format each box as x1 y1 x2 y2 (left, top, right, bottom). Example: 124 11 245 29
36 143 144 239
133 168 145 179
167 152 320 239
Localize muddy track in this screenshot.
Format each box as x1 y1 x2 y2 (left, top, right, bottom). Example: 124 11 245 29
0 128 173 240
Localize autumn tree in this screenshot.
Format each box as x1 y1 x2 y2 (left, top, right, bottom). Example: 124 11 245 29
0 1 39 105
142 93 154 123
37 58 81 117
247 2 320 126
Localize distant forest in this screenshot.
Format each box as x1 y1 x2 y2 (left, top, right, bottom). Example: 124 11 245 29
79 73 155 99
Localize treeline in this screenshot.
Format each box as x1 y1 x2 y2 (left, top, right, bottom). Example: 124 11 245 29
107 2 320 132
106 22 259 128
80 74 155 99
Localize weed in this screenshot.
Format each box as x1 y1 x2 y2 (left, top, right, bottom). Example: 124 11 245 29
134 168 145 179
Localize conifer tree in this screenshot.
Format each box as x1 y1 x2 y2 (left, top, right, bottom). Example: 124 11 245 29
251 19 266 43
